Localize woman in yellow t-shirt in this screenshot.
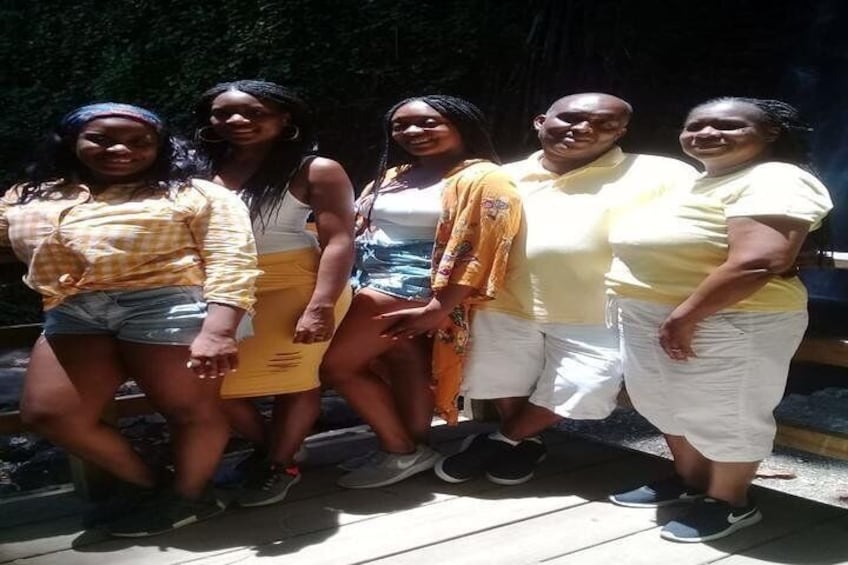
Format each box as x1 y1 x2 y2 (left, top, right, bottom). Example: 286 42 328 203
606 98 833 543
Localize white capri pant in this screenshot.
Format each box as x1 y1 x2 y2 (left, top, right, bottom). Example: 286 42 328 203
618 298 808 462
462 309 622 419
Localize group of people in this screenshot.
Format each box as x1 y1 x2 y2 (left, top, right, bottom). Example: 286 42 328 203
0 81 833 544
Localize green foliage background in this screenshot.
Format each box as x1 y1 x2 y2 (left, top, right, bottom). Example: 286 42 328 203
1 0 846 324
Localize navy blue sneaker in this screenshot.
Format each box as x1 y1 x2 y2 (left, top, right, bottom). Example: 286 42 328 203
609 475 705 508
661 497 762 543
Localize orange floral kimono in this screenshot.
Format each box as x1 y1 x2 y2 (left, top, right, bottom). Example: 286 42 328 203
430 160 521 422
358 159 521 423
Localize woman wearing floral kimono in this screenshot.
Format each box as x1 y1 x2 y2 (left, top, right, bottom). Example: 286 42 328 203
321 95 521 488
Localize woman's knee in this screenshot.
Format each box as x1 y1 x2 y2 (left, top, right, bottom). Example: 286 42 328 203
319 350 365 388
20 399 88 435
157 395 226 427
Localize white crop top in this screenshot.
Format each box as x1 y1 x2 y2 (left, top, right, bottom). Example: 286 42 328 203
365 181 445 244
251 191 318 254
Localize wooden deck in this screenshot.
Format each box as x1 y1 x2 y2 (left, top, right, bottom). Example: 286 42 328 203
2 422 847 565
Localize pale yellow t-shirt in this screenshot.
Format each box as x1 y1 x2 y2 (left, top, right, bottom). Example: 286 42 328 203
487 148 697 324
607 162 834 312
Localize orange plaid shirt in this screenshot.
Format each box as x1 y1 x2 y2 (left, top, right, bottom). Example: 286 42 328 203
0 178 260 312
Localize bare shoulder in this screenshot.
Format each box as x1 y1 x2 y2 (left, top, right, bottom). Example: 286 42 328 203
305 156 350 184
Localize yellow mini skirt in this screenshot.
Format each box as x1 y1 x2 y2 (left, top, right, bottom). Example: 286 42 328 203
221 247 352 398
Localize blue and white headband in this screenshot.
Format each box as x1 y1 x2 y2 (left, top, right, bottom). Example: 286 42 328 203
59 102 165 135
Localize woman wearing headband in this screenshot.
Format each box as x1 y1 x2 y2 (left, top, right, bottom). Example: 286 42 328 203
1 103 260 536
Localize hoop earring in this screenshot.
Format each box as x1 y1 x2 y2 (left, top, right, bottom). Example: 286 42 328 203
281 125 300 141
195 126 226 144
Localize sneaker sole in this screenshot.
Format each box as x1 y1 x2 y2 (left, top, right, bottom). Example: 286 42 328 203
236 474 302 508
660 510 762 543
608 493 705 509
337 453 440 489
107 502 227 538
434 457 474 484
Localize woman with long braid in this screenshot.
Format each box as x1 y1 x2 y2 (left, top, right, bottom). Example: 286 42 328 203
321 95 521 489
607 98 833 542
195 80 355 507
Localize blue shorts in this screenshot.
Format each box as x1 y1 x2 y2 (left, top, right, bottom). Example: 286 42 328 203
43 286 207 346
353 239 433 301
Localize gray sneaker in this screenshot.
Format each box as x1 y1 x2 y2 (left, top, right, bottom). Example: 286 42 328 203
337 445 440 489
235 465 302 508
337 449 380 472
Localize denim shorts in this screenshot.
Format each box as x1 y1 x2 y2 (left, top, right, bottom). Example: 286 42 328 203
353 239 434 301
43 286 207 346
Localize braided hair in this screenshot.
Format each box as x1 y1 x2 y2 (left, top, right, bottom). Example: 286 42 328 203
367 94 500 195
22 103 199 203
195 80 317 226
697 97 814 169
698 97 832 266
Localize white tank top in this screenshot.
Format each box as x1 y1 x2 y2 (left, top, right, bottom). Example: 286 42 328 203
252 191 318 254
365 180 445 244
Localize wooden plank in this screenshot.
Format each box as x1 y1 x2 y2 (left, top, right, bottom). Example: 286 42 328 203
711 514 848 564
369 471 686 565
793 338 848 368
0 435 632 564
775 422 848 461
543 488 845 565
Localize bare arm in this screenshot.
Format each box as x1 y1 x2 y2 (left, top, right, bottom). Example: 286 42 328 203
294 157 355 344
660 215 811 360
379 284 477 339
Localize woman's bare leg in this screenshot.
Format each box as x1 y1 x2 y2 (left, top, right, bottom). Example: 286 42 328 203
222 398 268 446
121 342 228 499
320 289 426 454
20 335 155 487
382 336 434 444
267 388 321 465
665 434 710 490
709 461 758 505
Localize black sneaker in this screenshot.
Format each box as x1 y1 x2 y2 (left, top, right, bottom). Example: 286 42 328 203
609 476 706 508
82 482 160 529
661 497 762 542
105 487 226 538
485 436 547 485
83 468 174 528
235 465 301 508
434 434 512 484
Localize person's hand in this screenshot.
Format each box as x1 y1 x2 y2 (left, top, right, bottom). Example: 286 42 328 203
187 330 239 378
658 315 698 361
378 303 451 340
293 305 336 344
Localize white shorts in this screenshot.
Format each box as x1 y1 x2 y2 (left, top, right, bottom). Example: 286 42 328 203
618 298 808 462
462 309 622 419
